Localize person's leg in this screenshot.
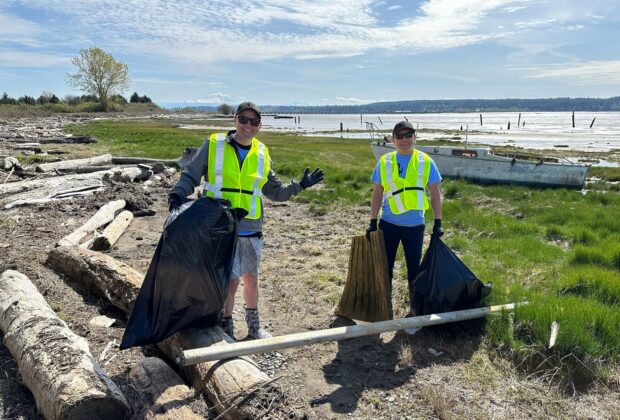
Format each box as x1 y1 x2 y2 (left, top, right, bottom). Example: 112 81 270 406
378 220 402 319
239 237 271 339
220 238 243 339
241 273 258 308
400 224 425 312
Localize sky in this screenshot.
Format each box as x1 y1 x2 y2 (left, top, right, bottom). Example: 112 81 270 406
1 0 619 106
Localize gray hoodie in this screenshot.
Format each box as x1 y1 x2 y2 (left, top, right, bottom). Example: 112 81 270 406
170 131 303 233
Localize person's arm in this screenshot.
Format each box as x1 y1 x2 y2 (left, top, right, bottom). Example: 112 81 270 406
428 182 442 219
261 168 303 202
370 183 384 219
170 140 209 199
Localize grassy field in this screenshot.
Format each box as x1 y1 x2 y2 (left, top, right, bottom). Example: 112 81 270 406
66 119 620 386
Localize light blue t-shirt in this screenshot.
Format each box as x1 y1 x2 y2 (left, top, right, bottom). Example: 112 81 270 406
371 151 442 227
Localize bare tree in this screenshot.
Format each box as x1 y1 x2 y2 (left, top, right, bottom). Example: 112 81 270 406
217 103 233 115
66 47 130 111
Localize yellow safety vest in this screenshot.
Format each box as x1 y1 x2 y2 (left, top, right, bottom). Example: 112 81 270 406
379 150 431 214
204 133 270 219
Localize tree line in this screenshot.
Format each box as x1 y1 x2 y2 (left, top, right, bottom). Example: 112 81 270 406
0 91 152 106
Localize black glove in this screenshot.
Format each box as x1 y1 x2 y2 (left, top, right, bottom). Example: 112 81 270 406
299 167 324 189
432 219 444 237
168 192 184 212
366 219 378 239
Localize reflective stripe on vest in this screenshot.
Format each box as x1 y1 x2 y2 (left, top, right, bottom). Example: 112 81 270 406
379 150 431 214
204 133 270 219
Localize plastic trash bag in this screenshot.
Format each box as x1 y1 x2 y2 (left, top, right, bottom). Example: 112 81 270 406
411 235 492 316
120 197 246 349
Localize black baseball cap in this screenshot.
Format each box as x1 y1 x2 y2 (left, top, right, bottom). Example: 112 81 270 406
236 101 261 118
392 121 415 136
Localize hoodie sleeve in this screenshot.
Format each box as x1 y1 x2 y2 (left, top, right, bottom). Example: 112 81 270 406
261 162 303 202
170 139 210 198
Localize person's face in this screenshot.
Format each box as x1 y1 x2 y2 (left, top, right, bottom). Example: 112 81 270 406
393 129 416 153
234 110 261 143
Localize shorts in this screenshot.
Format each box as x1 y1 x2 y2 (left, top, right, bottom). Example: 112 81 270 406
231 236 263 279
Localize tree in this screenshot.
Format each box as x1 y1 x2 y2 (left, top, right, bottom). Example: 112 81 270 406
66 47 130 111
0 93 17 105
140 95 152 103
217 103 233 115
130 92 140 103
18 95 36 105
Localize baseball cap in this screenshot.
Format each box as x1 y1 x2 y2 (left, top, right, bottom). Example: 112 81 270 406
392 121 415 136
236 101 261 118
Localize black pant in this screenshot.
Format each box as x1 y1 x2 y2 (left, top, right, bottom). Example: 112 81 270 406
379 219 425 313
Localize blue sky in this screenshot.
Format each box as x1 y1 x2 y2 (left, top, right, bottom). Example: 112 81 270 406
1 0 619 106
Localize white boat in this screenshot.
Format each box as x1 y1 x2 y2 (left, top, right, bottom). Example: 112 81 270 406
370 141 588 189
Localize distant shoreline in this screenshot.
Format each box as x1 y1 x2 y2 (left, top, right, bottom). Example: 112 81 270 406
164 96 620 114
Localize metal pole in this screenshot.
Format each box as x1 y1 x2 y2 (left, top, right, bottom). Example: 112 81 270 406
178 303 519 366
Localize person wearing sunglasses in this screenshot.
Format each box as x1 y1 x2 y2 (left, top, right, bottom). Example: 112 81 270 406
168 101 324 340
366 120 443 327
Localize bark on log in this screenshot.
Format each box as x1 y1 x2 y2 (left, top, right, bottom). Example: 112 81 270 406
39 136 96 144
57 199 126 247
46 246 283 419
91 210 133 250
36 154 113 173
0 270 130 420
73 166 114 173
129 357 202 420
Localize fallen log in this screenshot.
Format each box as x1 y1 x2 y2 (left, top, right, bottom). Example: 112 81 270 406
1 178 104 209
112 156 178 167
0 270 130 420
129 357 203 420
39 135 96 144
91 210 133 250
0 170 111 196
73 165 114 173
57 199 126 247
46 246 284 418
11 143 42 152
36 154 112 173
106 166 153 183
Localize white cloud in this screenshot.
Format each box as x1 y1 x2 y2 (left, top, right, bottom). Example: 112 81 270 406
0 49 70 67
524 60 620 85
387 5 402 11
2 0 617 69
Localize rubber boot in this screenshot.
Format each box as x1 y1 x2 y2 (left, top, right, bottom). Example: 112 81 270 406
220 316 235 340
244 306 272 339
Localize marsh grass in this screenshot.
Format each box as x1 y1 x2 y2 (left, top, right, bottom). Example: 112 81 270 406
67 119 620 385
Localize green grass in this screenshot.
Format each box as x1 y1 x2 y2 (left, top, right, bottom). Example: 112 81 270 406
66 119 620 385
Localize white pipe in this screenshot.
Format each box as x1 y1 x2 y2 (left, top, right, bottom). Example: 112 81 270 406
178 303 519 366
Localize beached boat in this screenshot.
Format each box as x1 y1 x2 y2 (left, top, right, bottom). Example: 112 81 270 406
370 141 588 189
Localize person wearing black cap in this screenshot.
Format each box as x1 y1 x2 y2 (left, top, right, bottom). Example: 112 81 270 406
168 101 324 340
366 121 443 328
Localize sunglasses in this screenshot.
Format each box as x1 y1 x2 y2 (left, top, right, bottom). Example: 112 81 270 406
394 131 415 140
237 114 261 127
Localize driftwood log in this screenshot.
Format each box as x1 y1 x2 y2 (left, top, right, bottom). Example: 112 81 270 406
46 246 282 418
0 270 129 420
35 154 112 173
129 357 203 419
112 156 178 167
57 199 126 247
91 210 133 250
1 178 104 209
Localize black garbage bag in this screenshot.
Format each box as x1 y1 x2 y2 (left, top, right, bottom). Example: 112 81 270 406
411 235 492 316
120 197 246 350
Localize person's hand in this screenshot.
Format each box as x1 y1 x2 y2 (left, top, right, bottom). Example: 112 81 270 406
432 219 444 237
168 193 184 212
299 167 324 189
366 219 378 239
